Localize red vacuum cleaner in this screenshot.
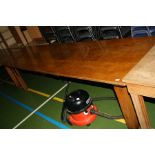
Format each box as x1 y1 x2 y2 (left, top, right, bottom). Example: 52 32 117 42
61 89 123 126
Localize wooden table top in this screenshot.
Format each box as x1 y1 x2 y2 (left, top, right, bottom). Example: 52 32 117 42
123 44 155 87
1 37 155 86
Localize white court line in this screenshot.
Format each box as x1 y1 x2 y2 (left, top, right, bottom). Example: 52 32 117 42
13 82 70 129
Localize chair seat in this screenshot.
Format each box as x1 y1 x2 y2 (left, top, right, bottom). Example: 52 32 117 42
100 26 118 31
132 30 149 37
100 30 120 39
75 26 91 32
131 26 148 31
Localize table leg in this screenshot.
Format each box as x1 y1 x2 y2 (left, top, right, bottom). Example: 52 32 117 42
114 86 140 129
5 66 27 90
129 93 151 129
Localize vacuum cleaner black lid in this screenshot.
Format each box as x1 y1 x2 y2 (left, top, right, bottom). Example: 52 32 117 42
64 89 92 113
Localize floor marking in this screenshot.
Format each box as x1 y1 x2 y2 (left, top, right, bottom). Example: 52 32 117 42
0 79 126 125
28 88 50 97
0 78 64 103
28 88 64 103
0 91 69 129
13 83 69 129
115 119 126 124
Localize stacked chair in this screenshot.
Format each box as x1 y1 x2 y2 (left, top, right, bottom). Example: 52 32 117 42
39 26 131 44
119 26 131 38
72 26 97 42
131 26 150 38
147 26 155 36
39 26 155 44
39 26 60 44
53 26 76 43
97 26 122 40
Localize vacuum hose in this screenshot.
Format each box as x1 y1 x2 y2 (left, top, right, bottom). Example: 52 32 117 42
92 96 116 101
90 109 123 119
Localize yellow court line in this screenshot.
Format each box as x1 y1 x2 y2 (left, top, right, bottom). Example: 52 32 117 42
27 88 64 103
0 78 126 124
27 88 50 97
115 119 126 124
0 78 64 103
53 97 64 103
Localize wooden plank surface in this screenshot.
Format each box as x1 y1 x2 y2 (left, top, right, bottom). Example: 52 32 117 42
1 37 155 86
123 44 155 87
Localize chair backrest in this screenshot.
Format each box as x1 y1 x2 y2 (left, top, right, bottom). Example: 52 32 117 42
39 26 60 44
73 26 97 42
131 26 150 38
98 26 122 40
148 26 155 36
53 26 76 43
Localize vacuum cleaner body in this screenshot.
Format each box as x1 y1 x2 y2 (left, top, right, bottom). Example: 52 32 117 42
69 104 97 126
61 89 122 126
61 89 98 126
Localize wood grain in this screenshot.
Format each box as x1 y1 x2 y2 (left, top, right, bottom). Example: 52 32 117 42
123 44 155 87
5 67 27 90
27 26 42 40
127 83 155 98
122 40 155 129
130 93 151 128
1 37 155 86
114 86 140 128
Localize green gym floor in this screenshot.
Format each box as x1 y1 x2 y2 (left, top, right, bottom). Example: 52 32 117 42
0 67 155 129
